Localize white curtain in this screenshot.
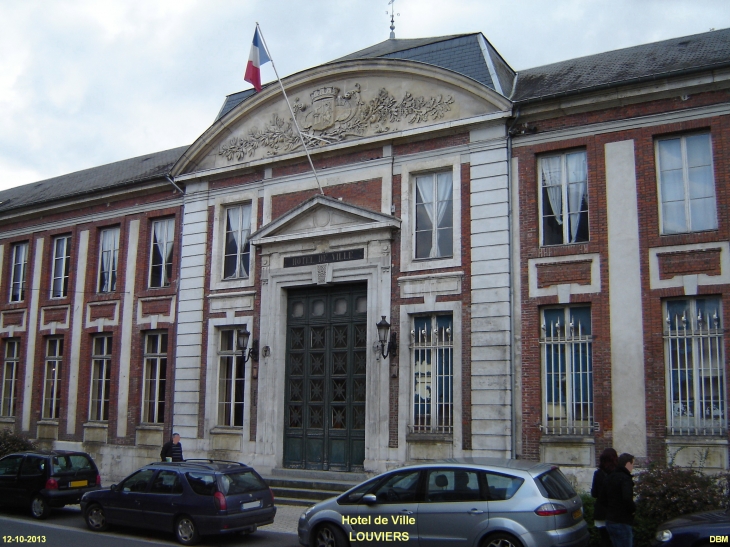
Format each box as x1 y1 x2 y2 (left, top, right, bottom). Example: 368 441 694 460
435 174 453 256
416 177 434 255
238 205 252 276
542 157 563 225
566 153 587 243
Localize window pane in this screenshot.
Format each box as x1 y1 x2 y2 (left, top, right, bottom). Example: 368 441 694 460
415 204 432 232
437 228 453 258
415 230 432 259
660 168 685 202
685 134 712 168
688 165 715 199
658 139 682 171
425 469 481 502
690 198 718 231
662 202 687 234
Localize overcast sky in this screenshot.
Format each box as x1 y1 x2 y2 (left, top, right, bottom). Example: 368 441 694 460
1 0 729 192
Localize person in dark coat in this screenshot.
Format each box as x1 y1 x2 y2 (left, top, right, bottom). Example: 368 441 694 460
591 448 618 547
160 433 184 462
603 453 636 547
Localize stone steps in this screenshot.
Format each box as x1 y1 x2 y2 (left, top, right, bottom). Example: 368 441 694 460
263 468 368 507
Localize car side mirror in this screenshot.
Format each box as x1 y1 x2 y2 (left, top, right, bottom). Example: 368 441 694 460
362 494 377 505
110 484 117 492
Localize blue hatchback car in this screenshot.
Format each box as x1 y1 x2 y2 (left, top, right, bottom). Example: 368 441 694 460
81 460 276 545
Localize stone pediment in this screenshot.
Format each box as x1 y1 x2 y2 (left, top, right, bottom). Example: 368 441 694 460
250 195 400 246
173 59 512 177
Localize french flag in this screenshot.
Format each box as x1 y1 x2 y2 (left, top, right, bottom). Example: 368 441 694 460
244 28 270 92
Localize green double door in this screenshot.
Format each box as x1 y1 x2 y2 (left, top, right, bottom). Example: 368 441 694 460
284 283 367 471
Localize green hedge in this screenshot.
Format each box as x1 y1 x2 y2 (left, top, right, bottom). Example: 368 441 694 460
0 428 36 458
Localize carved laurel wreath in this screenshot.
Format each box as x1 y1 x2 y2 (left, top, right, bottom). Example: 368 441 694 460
219 86 454 161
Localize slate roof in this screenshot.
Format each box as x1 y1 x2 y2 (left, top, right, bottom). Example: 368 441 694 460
214 34 516 122
512 27 730 103
0 146 187 214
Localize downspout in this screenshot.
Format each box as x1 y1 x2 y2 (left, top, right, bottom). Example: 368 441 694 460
507 107 521 459
165 174 184 194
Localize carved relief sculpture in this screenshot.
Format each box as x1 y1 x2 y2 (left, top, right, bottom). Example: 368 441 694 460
219 84 454 161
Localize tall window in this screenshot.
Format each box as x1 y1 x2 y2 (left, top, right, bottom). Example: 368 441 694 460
415 172 453 259
411 315 453 434
541 306 593 435
51 235 72 298
142 332 167 423
218 329 244 426
657 134 717 234
539 150 588 246
42 338 63 419
89 335 112 421
149 218 174 288
98 227 120 293
665 297 725 435
1 339 19 417
224 204 252 279
9 242 28 302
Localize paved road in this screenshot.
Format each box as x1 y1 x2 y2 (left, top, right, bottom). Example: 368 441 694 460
0 505 303 547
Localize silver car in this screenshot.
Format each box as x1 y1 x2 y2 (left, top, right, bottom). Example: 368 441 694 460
298 458 588 547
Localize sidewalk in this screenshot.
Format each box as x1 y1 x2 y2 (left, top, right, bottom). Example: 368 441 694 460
261 504 309 534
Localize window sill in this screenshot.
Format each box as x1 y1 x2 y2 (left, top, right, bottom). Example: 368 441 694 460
0 416 16 424
406 432 453 443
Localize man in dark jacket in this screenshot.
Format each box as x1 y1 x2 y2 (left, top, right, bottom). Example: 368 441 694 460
603 453 635 547
160 433 184 462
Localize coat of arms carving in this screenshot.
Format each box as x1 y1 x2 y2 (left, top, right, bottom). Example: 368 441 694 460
219 83 454 161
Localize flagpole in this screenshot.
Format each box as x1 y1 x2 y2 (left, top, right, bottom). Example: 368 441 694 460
255 23 324 195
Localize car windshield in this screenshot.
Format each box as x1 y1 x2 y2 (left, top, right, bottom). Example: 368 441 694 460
536 468 576 500
219 470 267 495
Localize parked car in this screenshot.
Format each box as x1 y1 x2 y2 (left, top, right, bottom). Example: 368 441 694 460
0 450 101 519
298 458 588 547
653 508 730 547
81 459 276 545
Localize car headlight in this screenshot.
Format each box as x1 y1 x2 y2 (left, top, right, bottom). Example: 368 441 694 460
655 530 673 542
301 506 314 520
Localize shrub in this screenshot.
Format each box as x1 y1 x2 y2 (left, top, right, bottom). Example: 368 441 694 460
580 493 601 547
633 465 729 547
0 428 36 458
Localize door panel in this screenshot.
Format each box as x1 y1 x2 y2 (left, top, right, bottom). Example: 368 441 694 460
284 283 367 471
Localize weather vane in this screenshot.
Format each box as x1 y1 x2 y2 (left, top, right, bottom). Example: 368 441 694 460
387 0 400 39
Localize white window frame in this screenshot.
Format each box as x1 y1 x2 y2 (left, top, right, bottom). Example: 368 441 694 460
149 218 175 288
89 335 112 421
414 171 454 260
664 297 726 435
209 192 258 291
410 314 454 434
540 306 594 435
223 203 253 280
217 328 245 427
141 331 167 424
656 133 717 235
42 337 63 420
399 154 462 273
9 242 28 303
97 227 120 293
537 149 589 246
50 235 71 298
1 339 19 417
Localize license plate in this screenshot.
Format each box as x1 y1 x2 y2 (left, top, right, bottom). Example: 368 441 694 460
573 508 582 519
70 480 88 488
242 500 262 510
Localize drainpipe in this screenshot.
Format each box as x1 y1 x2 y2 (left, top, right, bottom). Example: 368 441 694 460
165 174 184 194
506 108 521 459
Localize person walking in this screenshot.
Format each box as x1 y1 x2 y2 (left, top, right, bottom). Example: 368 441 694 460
160 432 184 462
591 448 618 547
603 453 636 547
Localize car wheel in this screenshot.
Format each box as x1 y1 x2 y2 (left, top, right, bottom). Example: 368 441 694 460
30 495 50 519
175 515 200 545
85 504 108 531
482 532 523 547
314 523 348 547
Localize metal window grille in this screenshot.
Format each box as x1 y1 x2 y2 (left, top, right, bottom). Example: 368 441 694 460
1 339 19 417
218 329 244 426
89 335 112 421
42 338 63 420
540 308 593 435
410 315 453 434
665 299 726 435
142 332 167 423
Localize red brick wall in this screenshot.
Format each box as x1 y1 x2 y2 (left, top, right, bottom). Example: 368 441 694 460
270 178 382 221
536 260 592 288
515 95 730 464
657 249 722 279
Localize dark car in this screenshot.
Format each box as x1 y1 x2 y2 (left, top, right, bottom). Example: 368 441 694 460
80 459 276 545
0 450 101 519
298 458 588 547
653 508 730 547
